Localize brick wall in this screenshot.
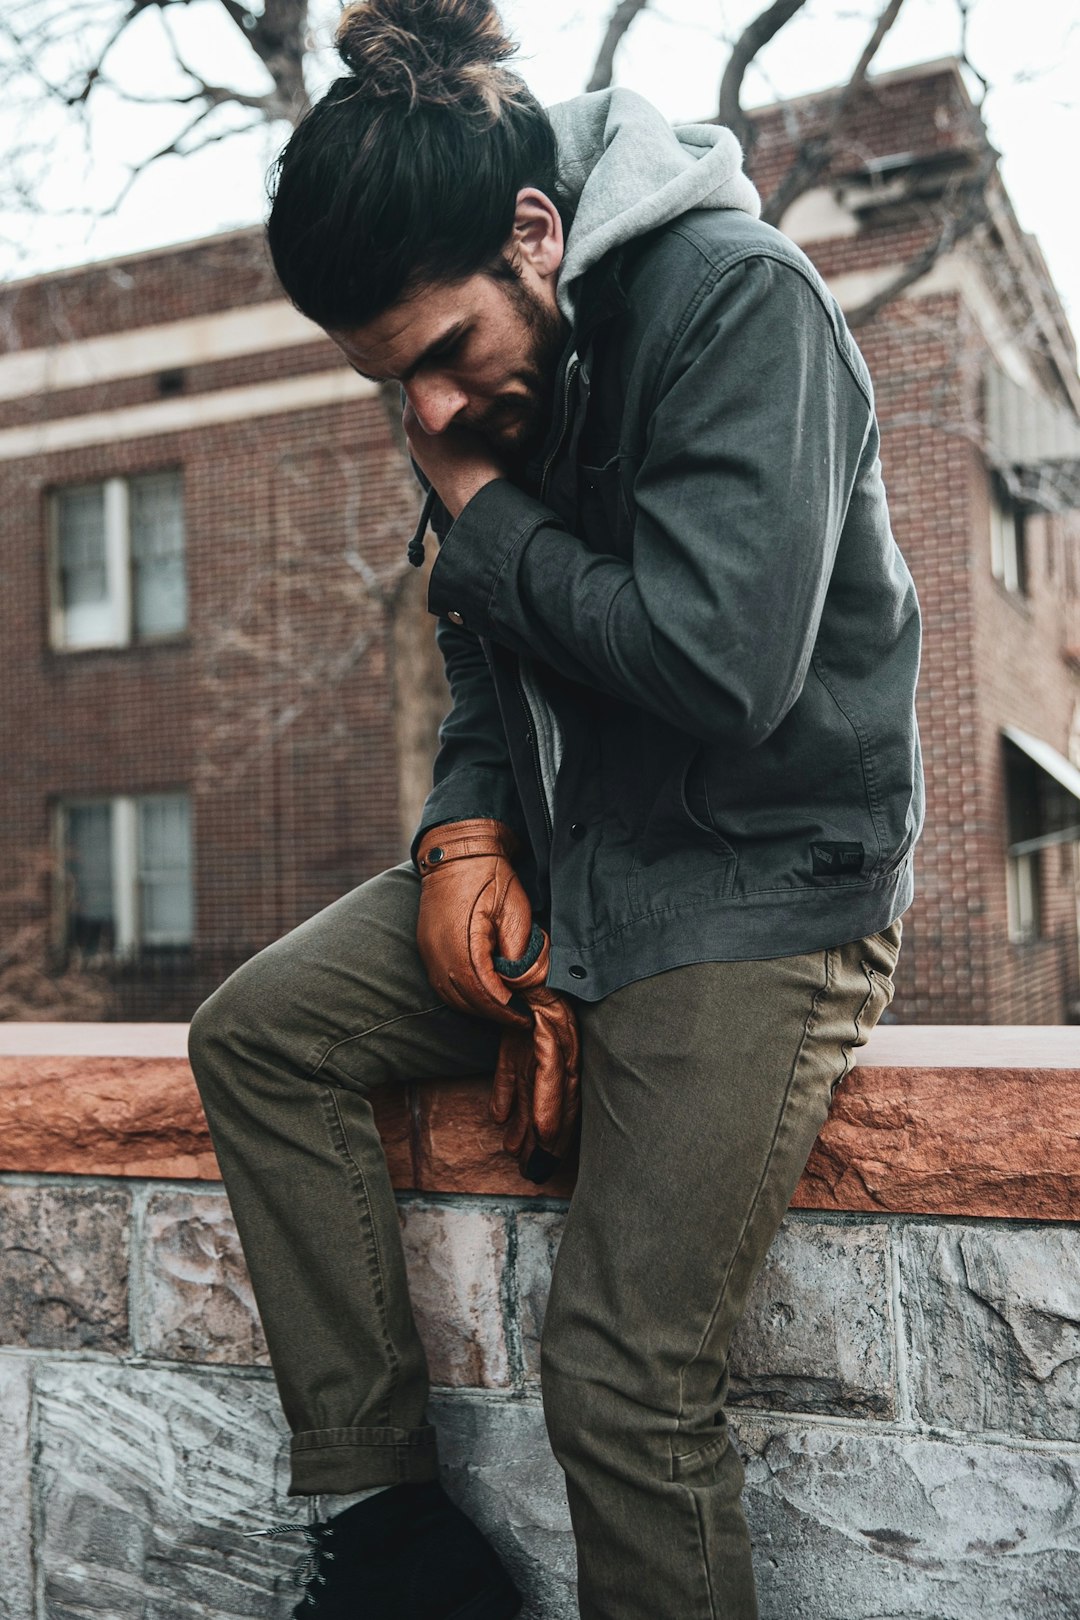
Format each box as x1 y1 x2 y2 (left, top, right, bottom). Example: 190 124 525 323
745 65 1080 1024
0 233 426 1015
0 228 278 345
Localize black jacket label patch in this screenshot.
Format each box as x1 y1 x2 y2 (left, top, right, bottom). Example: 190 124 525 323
811 841 865 876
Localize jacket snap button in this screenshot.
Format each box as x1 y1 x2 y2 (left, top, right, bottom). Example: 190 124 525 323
447 610 464 626
427 848 444 864
570 822 586 839
568 964 587 979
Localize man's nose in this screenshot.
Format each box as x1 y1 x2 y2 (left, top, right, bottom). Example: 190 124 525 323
405 377 469 436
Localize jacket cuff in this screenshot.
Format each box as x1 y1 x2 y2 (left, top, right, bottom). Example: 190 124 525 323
427 479 553 637
410 765 529 869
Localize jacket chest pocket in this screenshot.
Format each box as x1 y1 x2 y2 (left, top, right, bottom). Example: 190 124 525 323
578 455 632 559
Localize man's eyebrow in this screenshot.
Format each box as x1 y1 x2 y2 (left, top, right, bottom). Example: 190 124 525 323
351 322 468 387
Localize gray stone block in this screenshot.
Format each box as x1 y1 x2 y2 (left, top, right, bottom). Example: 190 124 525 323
735 1415 1080 1618
400 1203 511 1387
901 1222 1080 1441
431 1392 576 1620
139 1188 269 1365
35 1362 297 1618
0 1182 130 1351
730 1216 895 1417
0 1356 33 1620
33 1363 573 1620
514 1209 565 1383
33 1358 1080 1619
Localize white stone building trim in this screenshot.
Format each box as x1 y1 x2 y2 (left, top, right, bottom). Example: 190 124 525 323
0 369 378 461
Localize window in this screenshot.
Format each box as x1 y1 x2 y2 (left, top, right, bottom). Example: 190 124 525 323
989 472 1028 595
50 470 186 650
1004 752 1041 944
60 793 193 955
1005 850 1040 944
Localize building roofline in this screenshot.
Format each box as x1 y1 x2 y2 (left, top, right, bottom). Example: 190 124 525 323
749 56 1078 407
0 223 265 296
748 55 972 116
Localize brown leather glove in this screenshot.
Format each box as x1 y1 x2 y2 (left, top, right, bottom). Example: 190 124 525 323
415 819 534 1027
490 930 581 1182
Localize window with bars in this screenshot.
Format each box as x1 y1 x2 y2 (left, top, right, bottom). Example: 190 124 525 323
50 470 187 650
60 793 194 955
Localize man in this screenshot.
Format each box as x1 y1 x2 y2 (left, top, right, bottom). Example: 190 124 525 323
188 2 923 1616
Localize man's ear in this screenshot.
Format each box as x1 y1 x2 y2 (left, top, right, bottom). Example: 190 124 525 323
511 188 564 282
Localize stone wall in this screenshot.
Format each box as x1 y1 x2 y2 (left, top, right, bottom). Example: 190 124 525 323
2 1026 1080 1618
4 1179 1080 1619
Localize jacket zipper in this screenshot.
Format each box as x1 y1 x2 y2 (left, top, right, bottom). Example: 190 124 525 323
516 351 580 843
518 657 563 842
540 352 580 497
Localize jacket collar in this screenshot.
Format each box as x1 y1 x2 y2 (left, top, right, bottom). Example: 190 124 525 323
570 243 632 354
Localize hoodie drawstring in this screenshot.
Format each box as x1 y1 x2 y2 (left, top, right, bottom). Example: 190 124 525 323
408 486 437 568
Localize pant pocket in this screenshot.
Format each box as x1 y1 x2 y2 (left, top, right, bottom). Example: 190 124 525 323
832 960 894 1095
670 1428 736 1486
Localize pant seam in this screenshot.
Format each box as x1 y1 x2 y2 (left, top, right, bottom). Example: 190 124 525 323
663 949 831 1620
320 1083 400 1430
310 1001 449 1079
691 1489 719 1620
292 1427 438 1450
676 945 834 1434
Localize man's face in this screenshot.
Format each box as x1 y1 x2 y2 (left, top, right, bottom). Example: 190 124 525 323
329 260 568 457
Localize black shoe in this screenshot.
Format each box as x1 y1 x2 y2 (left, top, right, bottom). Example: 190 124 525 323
246 1480 523 1619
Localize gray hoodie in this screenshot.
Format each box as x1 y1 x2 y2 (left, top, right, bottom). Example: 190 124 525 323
550 87 761 320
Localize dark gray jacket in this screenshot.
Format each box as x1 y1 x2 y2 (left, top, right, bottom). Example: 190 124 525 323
413 173 923 1003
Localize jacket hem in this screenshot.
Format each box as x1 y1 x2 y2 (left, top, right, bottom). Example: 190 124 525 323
548 858 915 1001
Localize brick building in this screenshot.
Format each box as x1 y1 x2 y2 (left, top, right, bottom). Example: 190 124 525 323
2 58 1079 1022
746 59 1080 1022
0 231 435 1016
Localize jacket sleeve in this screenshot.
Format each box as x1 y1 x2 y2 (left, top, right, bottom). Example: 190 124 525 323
427 254 873 749
408 476 527 864
410 615 528 863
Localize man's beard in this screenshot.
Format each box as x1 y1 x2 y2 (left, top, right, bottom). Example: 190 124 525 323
471 266 568 457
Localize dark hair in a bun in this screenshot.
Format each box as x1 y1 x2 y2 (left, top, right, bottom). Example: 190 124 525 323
267 0 562 329
336 0 523 117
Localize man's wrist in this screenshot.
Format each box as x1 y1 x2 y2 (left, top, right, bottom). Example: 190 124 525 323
440 471 503 522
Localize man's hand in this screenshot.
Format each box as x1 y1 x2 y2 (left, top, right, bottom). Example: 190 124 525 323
490 931 581 1182
403 402 504 520
416 819 533 1027
415 819 580 1182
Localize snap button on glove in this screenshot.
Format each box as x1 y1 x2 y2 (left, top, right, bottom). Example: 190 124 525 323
416 819 534 1027
490 930 581 1183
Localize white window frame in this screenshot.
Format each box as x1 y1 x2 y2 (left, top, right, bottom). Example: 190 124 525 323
56 792 194 957
1006 850 1040 944
989 474 1026 595
48 470 184 651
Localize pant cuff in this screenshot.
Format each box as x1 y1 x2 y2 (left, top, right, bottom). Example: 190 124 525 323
288 1424 439 1496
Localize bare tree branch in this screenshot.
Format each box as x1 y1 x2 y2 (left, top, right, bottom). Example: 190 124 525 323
104 106 266 214
586 0 650 94
717 0 808 150
846 145 999 328
761 0 907 226
217 0 310 121
62 0 140 105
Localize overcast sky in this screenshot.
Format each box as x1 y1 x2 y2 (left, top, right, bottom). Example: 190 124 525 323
2 0 1078 329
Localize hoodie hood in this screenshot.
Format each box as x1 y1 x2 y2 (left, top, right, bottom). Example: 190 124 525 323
547 87 761 323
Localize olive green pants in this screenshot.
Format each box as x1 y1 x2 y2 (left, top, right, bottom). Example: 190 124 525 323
188 861 900 1620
